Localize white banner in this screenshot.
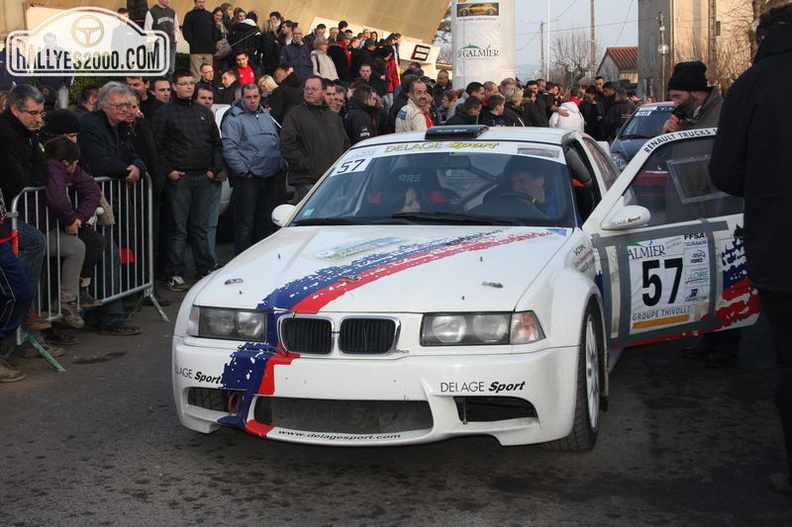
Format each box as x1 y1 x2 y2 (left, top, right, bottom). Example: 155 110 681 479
451 0 515 89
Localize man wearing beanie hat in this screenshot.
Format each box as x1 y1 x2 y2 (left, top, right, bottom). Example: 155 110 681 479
661 60 739 366
661 60 722 133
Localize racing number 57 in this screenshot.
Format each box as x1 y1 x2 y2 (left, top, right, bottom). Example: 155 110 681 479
642 258 683 306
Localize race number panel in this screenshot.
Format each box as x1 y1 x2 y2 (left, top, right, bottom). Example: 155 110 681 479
628 233 710 334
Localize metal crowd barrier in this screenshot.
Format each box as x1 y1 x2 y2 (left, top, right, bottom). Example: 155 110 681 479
4 172 167 372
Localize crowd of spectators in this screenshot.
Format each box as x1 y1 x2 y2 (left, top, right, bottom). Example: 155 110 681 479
0 2 639 383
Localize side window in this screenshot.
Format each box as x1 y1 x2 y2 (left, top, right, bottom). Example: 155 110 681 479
583 137 620 190
625 136 743 226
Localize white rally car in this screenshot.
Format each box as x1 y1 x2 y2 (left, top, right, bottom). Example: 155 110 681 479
172 126 757 449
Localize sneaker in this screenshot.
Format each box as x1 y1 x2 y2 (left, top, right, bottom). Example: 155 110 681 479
22 312 51 331
60 301 85 329
79 289 103 309
166 276 189 292
18 337 66 359
0 361 25 383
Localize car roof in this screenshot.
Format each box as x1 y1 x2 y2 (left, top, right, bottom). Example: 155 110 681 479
352 127 581 149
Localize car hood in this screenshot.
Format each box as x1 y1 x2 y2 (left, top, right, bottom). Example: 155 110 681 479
195 226 572 313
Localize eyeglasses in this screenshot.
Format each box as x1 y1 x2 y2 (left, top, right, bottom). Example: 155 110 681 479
20 108 45 117
109 102 133 109
176 81 196 86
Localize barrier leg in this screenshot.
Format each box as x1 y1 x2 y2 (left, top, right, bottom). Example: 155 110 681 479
4 328 66 373
127 286 169 323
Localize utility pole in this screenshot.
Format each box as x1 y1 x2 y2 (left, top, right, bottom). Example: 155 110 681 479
589 0 596 82
657 11 669 101
708 0 717 74
540 21 546 78
545 0 551 79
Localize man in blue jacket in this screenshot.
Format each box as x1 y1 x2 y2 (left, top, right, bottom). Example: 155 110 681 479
221 83 285 255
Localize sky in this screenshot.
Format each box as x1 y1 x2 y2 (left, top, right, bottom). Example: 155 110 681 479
514 0 639 75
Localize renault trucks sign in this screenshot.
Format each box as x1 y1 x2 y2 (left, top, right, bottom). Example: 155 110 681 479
6 7 169 76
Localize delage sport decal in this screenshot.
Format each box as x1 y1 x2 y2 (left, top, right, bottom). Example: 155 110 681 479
628 233 710 332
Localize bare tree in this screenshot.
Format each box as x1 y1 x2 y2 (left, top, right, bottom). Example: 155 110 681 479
551 30 599 88
434 6 452 64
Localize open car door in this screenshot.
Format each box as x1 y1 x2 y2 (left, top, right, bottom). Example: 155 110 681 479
584 128 760 349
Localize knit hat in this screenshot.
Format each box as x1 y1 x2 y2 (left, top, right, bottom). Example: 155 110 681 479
44 109 80 135
667 61 709 92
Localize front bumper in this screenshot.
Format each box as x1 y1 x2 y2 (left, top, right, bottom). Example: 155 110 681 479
173 336 579 446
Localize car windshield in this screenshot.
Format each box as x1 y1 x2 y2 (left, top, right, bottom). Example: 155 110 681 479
618 105 674 139
292 146 578 228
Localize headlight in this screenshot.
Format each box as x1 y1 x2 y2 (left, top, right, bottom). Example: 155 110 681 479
187 306 267 341
421 312 543 346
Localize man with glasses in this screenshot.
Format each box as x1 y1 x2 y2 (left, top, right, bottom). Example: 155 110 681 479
151 69 223 292
0 84 51 381
280 76 349 202
78 82 145 336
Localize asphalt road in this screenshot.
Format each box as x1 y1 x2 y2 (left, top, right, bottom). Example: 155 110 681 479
1 291 790 526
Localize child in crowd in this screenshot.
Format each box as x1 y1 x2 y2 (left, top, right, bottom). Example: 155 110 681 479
43 136 105 328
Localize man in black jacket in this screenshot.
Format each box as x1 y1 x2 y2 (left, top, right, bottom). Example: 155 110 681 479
280 76 350 202
709 4 792 496
182 0 218 80
79 82 145 336
344 85 387 144
269 68 303 124
152 69 223 291
0 85 49 381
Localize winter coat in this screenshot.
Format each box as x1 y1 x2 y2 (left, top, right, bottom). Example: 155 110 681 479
269 72 303 125
279 101 350 185
150 96 223 176
79 110 146 179
0 109 49 238
43 158 101 230
344 98 388 144
181 7 217 54
579 99 604 139
328 43 352 82
480 108 507 127
710 24 792 291
230 19 262 66
311 50 339 80
280 42 313 84
521 100 547 127
446 106 479 125
549 101 585 132
602 99 636 140
221 100 284 178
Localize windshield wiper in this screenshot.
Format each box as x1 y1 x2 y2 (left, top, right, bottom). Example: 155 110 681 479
619 134 652 140
291 217 365 226
391 211 523 226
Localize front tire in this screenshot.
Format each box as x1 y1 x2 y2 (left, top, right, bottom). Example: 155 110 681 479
545 301 604 451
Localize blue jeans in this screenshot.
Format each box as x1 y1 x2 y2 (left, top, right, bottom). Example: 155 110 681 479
0 241 32 341
165 174 213 277
16 220 45 296
232 176 281 255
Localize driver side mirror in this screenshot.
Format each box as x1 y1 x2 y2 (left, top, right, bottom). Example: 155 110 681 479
601 205 651 230
272 204 296 227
